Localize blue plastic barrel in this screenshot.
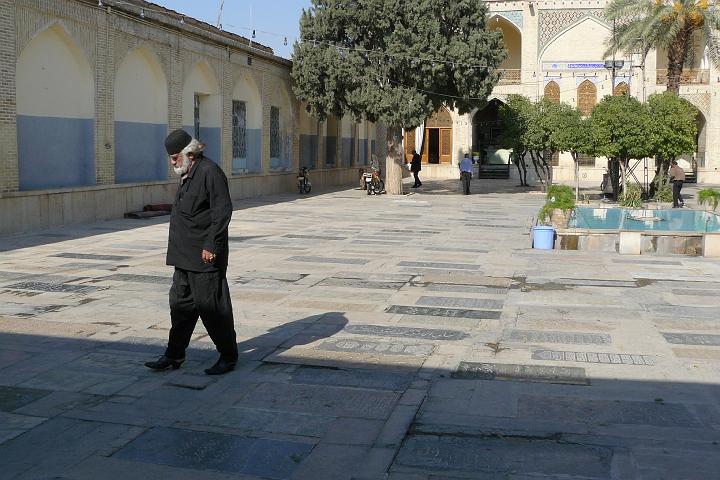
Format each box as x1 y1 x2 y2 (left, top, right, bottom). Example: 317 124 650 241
532 226 556 250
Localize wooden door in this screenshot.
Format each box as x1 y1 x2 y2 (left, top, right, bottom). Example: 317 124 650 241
440 128 452 163
421 129 430 164
404 129 416 163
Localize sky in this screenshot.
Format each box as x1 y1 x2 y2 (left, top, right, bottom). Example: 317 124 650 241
152 0 313 59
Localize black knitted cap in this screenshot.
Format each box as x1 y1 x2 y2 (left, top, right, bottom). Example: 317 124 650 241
164 129 192 155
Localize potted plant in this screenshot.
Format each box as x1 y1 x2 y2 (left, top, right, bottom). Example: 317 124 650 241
538 185 575 229
698 188 720 211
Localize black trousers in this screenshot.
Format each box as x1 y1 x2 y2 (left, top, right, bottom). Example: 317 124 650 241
672 180 684 207
165 268 238 362
461 172 471 195
413 171 422 187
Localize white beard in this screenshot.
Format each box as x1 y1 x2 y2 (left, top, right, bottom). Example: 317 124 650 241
173 154 191 176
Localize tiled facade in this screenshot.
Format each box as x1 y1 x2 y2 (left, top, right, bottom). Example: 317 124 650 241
0 0 381 234
425 0 717 184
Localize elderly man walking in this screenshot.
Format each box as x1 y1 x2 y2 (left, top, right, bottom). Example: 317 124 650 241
145 129 238 375
669 160 685 208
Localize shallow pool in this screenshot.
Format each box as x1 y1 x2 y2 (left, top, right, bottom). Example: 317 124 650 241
569 207 720 233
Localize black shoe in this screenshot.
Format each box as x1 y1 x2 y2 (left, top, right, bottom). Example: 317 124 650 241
145 355 184 371
204 358 237 375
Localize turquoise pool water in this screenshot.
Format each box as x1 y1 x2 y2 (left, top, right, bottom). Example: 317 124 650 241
569 207 720 233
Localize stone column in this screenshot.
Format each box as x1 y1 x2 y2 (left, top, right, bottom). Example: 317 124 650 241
261 71 271 173
221 48 233 174
0 0 18 193
167 36 183 178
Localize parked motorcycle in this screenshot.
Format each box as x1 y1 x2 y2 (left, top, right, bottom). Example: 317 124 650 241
363 162 384 195
297 167 311 194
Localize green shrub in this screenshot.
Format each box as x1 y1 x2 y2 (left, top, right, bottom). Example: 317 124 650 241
698 188 720 211
620 182 643 208
652 176 673 202
538 184 576 222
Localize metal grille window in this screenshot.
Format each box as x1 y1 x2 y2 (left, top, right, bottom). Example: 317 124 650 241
270 107 280 158
351 123 358 165
232 100 246 159
193 94 201 139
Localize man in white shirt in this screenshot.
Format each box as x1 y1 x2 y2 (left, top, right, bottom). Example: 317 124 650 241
669 160 686 208
459 153 473 195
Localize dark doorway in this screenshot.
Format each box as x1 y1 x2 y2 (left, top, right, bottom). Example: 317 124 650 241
428 129 440 164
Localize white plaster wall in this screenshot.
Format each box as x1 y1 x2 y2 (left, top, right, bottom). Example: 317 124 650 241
16 24 93 118
115 48 167 124
182 61 222 128
232 70 262 129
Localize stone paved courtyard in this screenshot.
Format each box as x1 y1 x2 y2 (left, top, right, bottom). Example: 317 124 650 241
0 178 719 479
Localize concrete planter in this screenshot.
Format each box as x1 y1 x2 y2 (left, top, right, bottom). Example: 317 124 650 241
549 208 571 229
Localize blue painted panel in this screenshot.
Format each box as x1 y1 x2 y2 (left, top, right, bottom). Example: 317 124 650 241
300 134 318 169
183 126 221 165
359 140 368 166
18 115 95 190
200 127 221 165
341 138 353 167
232 129 262 174
325 136 337 167
115 122 168 183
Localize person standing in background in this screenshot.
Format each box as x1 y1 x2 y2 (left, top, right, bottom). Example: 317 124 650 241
459 153 473 195
410 150 422 188
669 160 685 208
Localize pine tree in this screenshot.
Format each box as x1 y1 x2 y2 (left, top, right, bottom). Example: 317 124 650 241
292 0 506 194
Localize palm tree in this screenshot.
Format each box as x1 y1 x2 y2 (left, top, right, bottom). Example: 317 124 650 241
605 0 720 94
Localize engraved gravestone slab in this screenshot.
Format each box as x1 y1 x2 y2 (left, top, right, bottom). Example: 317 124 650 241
398 261 480 270
196 406 335 437
671 289 718 296
647 305 716 319
51 253 132 261
551 278 638 288
283 234 347 240
318 339 434 357
426 284 507 295
98 274 172 285
386 305 502 320
662 333 720 346
453 362 588 385
287 256 368 265
518 396 702 427
506 329 611 345
0 386 52 412
234 383 399 419
395 435 612 477
532 349 654 365
424 246 489 253
0 302 65 317
416 296 504 310
114 427 313 478
290 366 413 391
344 324 467 341
6 282 105 294
319 277 406 290
238 271 307 282
612 258 682 265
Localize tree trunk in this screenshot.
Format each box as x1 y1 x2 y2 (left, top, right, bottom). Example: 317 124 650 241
385 126 404 195
666 29 690 95
573 152 579 202
620 159 627 202
529 151 545 191
520 153 528 186
512 152 523 185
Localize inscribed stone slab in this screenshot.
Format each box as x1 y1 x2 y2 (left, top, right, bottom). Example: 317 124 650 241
0 386 52 412
425 283 507 295
51 253 132 261
99 274 172 285
452 362 588 385
6 281 105 294
319 277 406 290
232 383 399 419
532 349 654 365
318 339 434 357
398 261 480 270
194 405 335 437
505 329 611 345
395 435 612 478
416 296 504 310
344 324 467 341
290 366 413 391
386 305 501 320
662 333 720 346
287 256 368 265
518 396 702 427
114 427 313 478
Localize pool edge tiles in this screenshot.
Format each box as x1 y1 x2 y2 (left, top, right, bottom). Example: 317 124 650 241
570 207 720 233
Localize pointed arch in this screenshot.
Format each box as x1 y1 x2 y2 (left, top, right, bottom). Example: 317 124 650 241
183 59 222 163
489 15 522 79
544 81 560 103
232 70 263 173
114 46 169 183
16 23 95 190
577 80 597 116
269 81 294 171
613 81 629 96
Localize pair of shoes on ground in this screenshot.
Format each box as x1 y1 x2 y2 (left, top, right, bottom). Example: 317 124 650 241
144 355 236 375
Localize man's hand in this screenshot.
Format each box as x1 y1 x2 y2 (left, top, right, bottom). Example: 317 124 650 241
202 249 216 264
